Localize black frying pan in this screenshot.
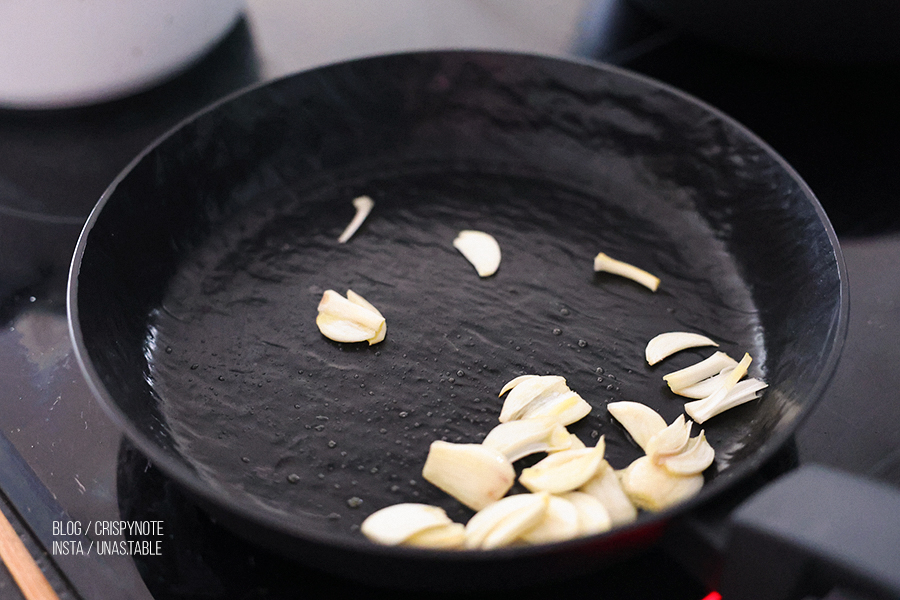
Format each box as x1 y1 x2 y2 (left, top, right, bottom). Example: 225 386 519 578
68 51 848 593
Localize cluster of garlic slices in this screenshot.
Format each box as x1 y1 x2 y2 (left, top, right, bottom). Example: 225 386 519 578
314 196 768 548
363 375 638 549
646 332 768 424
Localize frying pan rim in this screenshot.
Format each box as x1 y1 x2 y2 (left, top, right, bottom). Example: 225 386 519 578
66 48 849 560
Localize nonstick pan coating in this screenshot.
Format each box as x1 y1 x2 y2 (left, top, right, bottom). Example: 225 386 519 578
69 50 846 587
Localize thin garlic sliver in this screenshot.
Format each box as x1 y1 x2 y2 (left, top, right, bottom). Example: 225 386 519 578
663 351 738 392
316 289 386 345
606 401 667 452
662 431 715 476
645 414 692 460
499 374 540 397
645 332 719 366
337 195 374 243
498 375 591 426
453 230 501 277
360 503 456 546
673 368 736 399
519 494 581 544
519 439 606 494
685 377 768 424
618 456 704 512
682 352 751 424
421 441 515 511
481 417 573 462
593 252 660 291
464 492 550 550
579 461 638 527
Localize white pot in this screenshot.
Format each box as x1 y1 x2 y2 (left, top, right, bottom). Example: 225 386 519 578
0 0 245 109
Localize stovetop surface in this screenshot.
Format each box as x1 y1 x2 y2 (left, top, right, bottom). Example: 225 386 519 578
2 2 899 599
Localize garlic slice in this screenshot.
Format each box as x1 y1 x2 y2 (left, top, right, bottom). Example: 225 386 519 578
498 375 591 426
481 417 574 462
519 439 606 494
593 252 660 291
337 195 375 243
606 401 667 452
453 230 501 277
645 332 719 366
519 494 581 544
645 414 692 461
499 374 540 397
464 492 550 550
405 522 467 549
663 351 738 392
560 491 613 536
618 456 704 512
661 431 715 476
671 368 735 399
316 289 386 345
681 352 751 423
551 433 586 452
361 503 456 546
685 376 768 424
422 441 515 511
579 461 638 527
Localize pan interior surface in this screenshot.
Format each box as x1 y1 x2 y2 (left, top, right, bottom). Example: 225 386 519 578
72 51 845 552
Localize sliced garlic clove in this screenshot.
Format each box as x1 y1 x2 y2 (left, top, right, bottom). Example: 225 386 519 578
405 522 467 549
662 431 715 476
645 414 692 461
578 461 638 527
681 352 752 424
360 503 455 546
316 289 386 345
453 230 501 277
464 492 550 550
550 432 586 452
498 375 591 426
422 441 515 511
671 368 735 399
685 377 768 424
593 252 660 292
663 351 738 392
618 456 704 512
337 195 375 243
519 439 606 494
481 417 574 462
519 494 581 544
499 374 540 397
606 401 667 452
560 491 613 536
645 332 719 366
